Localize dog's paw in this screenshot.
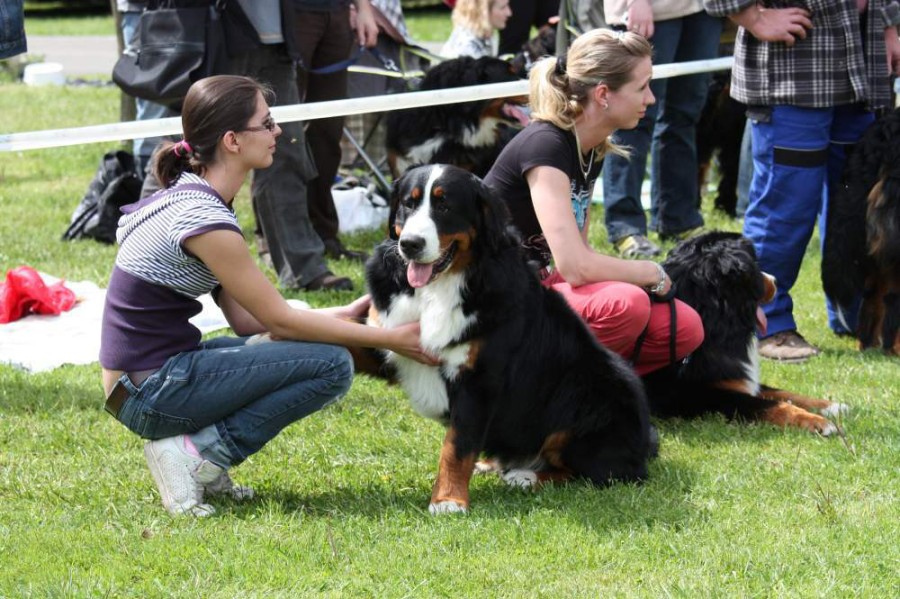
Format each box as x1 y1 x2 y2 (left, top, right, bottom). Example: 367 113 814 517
820 402 850 419
428 500 467 515
500 468 538 489
474 459 501 475
818 420 841 437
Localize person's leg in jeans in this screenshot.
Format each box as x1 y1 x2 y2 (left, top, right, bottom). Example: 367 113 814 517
820 104 875 334
743 105 831 338
603 108 655 245
120 10 176 178
294 8 354 251
650 12 722 237
231 44 344 290
116 336 353 514
736 122 753 217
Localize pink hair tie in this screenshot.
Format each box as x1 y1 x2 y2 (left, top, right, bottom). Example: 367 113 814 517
173 140 193 157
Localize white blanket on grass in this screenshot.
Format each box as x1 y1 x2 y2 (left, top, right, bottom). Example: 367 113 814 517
0 274 235 373
1 273 313 373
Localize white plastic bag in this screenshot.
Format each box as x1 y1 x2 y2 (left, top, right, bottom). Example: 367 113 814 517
333 184 390 233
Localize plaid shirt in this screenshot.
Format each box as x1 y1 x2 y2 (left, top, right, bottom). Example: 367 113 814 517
704 1 900 111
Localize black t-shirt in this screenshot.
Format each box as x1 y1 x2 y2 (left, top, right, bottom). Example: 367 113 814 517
484 121 603 270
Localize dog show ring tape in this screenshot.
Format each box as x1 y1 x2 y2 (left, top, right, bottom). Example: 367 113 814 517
0 57 733 153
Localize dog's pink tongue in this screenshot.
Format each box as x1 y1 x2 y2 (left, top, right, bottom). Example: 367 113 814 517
501 103 530 127
407 262 433 288
756 306 768 336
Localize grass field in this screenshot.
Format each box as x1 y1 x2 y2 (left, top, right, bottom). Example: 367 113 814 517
1 81 899 595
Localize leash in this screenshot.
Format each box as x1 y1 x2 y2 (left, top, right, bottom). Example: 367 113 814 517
629 286 678 367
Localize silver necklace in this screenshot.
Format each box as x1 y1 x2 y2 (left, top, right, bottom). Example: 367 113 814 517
574 130 595 181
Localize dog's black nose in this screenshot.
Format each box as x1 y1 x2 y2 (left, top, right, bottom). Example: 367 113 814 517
399 236 426 258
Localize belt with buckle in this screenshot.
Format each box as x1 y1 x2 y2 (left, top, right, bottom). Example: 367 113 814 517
103 369 157 418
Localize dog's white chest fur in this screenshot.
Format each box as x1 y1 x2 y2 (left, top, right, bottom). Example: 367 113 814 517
380 272 475 421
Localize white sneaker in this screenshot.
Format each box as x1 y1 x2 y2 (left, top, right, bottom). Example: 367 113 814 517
143 435 221 517
203 469 255 501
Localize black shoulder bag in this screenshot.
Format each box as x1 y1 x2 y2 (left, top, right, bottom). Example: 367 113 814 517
112 0 229 109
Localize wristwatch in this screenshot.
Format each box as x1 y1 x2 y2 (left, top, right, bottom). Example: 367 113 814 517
647 262 667 295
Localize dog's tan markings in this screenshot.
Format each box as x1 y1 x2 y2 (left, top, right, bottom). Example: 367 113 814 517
432 186 444 198
393 223 403 239
761 403 836 435
430 427 476 511
464 340 482 370
867 181 886 257
711 379 754 395
411 186 422 201
759 388 834 412
438 231 475 275
539 431 573 470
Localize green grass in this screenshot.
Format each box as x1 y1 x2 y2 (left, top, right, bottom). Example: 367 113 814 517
1 84 899 597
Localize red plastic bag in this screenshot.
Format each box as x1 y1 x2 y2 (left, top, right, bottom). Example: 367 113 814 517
0 266 78 324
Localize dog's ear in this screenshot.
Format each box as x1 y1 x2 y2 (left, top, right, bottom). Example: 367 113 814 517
474 175 513 252
388 176 404 240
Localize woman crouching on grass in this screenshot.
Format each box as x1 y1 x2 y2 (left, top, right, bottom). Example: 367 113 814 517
99 75 433 517
483 29 704 376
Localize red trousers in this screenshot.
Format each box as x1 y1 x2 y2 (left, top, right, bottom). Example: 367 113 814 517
542 272 704 376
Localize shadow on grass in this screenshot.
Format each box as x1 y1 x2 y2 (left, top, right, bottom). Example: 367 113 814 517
239 458 702 536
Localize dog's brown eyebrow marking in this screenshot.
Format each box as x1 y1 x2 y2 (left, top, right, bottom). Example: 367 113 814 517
432 186 444 198
411 187 422 200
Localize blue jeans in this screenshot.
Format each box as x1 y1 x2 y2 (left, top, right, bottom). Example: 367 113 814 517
0 0 26 59
114 337 354 468
121 11 177 176
742 104 874 337
736 123 752 217
602 11 722 242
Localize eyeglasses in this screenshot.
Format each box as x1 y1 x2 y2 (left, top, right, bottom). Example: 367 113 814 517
242 115 277 133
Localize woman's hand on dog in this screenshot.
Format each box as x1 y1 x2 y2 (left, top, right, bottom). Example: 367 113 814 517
389 322 441 365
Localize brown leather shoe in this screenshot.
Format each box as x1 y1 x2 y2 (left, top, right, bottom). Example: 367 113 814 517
303 272 354 292
758 330 820 363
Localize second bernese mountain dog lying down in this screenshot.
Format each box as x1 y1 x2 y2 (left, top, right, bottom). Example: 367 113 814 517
823 107 900 355
643 232 848 435
385 56 529 180
364 165 655 514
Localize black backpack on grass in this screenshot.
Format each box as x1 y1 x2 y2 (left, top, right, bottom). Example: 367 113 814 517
62 150 143 244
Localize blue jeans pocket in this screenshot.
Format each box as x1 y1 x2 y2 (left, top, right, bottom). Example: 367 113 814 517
117 377 197 440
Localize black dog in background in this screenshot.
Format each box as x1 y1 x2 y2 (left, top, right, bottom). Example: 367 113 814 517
822 107 900 355
644 232 847 435
385 56 529 179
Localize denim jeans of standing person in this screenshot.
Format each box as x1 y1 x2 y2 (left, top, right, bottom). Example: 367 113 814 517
743 103 874 339
735 123 752 217
120 10 177 177
113 336 353 468
230 44 335 289
0 0 26 59
602 11 722 242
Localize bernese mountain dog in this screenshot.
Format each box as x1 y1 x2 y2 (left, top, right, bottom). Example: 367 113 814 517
643 232 847 435
822 107 900 355
365 164 654 514
385 56 529 180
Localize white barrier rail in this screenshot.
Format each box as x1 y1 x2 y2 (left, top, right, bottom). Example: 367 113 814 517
0 56 733 153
